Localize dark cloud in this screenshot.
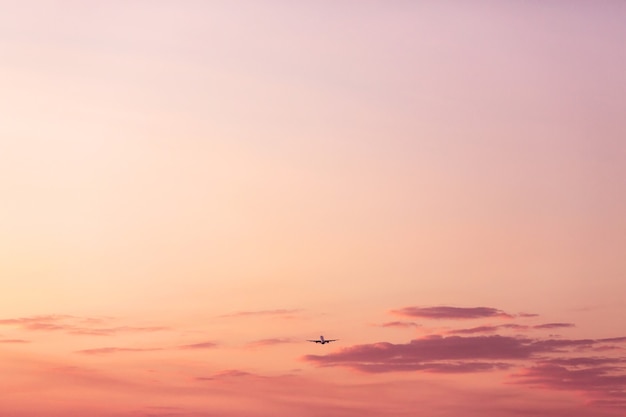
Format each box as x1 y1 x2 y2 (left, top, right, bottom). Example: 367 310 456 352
391 306 513 320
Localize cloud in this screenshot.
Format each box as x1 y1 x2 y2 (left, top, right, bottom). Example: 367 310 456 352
178 342 218 350
77 347 162 355
196 369 254 381
447 324 531 334
379 321 420 328
77 341 218 355
245 338 295 348
304 335 537 372
512 363 626 410
303 334 626 374
0 315 70 326
0 315 168 336
301 310 626 413
391 306 513 320
534 323 575 329
218 309 302 319
540 357 625 367
448 325 502 334
348 361 513 373
68 326 168 336
0 316 77 333
0 339 30 343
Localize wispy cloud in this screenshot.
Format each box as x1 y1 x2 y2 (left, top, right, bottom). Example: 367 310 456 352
518 312 540 318
76 340 220 355
178 342 218 350
0 315 71 326
378 321 421 328
447 325 503 334
447 323 576 335
68 326 168 336
245 338 295 348
0 339 30 343
533 323 575 329
218 309 302 319
77 347 163 355
512 363 626 409
391 306 513 320
0 315 168 336
195 369 254 381
448 323 557 335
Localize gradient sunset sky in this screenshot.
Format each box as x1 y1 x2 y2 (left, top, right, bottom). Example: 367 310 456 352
2 2 626 416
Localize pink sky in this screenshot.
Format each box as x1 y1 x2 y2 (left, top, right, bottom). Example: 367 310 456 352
1 1 626 416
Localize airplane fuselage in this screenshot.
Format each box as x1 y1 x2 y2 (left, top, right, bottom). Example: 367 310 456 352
307 335 337 344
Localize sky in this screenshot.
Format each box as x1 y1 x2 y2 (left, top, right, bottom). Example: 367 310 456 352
1 1 626 416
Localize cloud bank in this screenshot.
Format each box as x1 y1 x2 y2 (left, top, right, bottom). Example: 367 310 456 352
391 306 513 320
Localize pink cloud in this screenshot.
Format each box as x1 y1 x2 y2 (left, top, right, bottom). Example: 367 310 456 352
541 357 624 367
447 325 502 334
245 338 295 348
534 323 575 329
178 342 218 350
196 369 254 381
379 321 420 328
304 335 537 372
0 339 30 343
77 347 162 355
218 309 302 319
303 334 626 373
301 321 626 414
391 306 513 320
68 326 168 336
0 315 72 325
0 315 168 336
448 324 531 334
512 363 626 410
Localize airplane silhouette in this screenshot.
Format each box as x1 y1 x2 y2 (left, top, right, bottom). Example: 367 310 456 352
307 335 337 344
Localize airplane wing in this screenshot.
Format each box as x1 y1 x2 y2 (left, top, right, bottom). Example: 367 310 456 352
307 340 321 343
326 339 338 342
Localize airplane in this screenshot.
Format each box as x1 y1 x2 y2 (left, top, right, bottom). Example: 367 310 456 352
307 335 337 344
